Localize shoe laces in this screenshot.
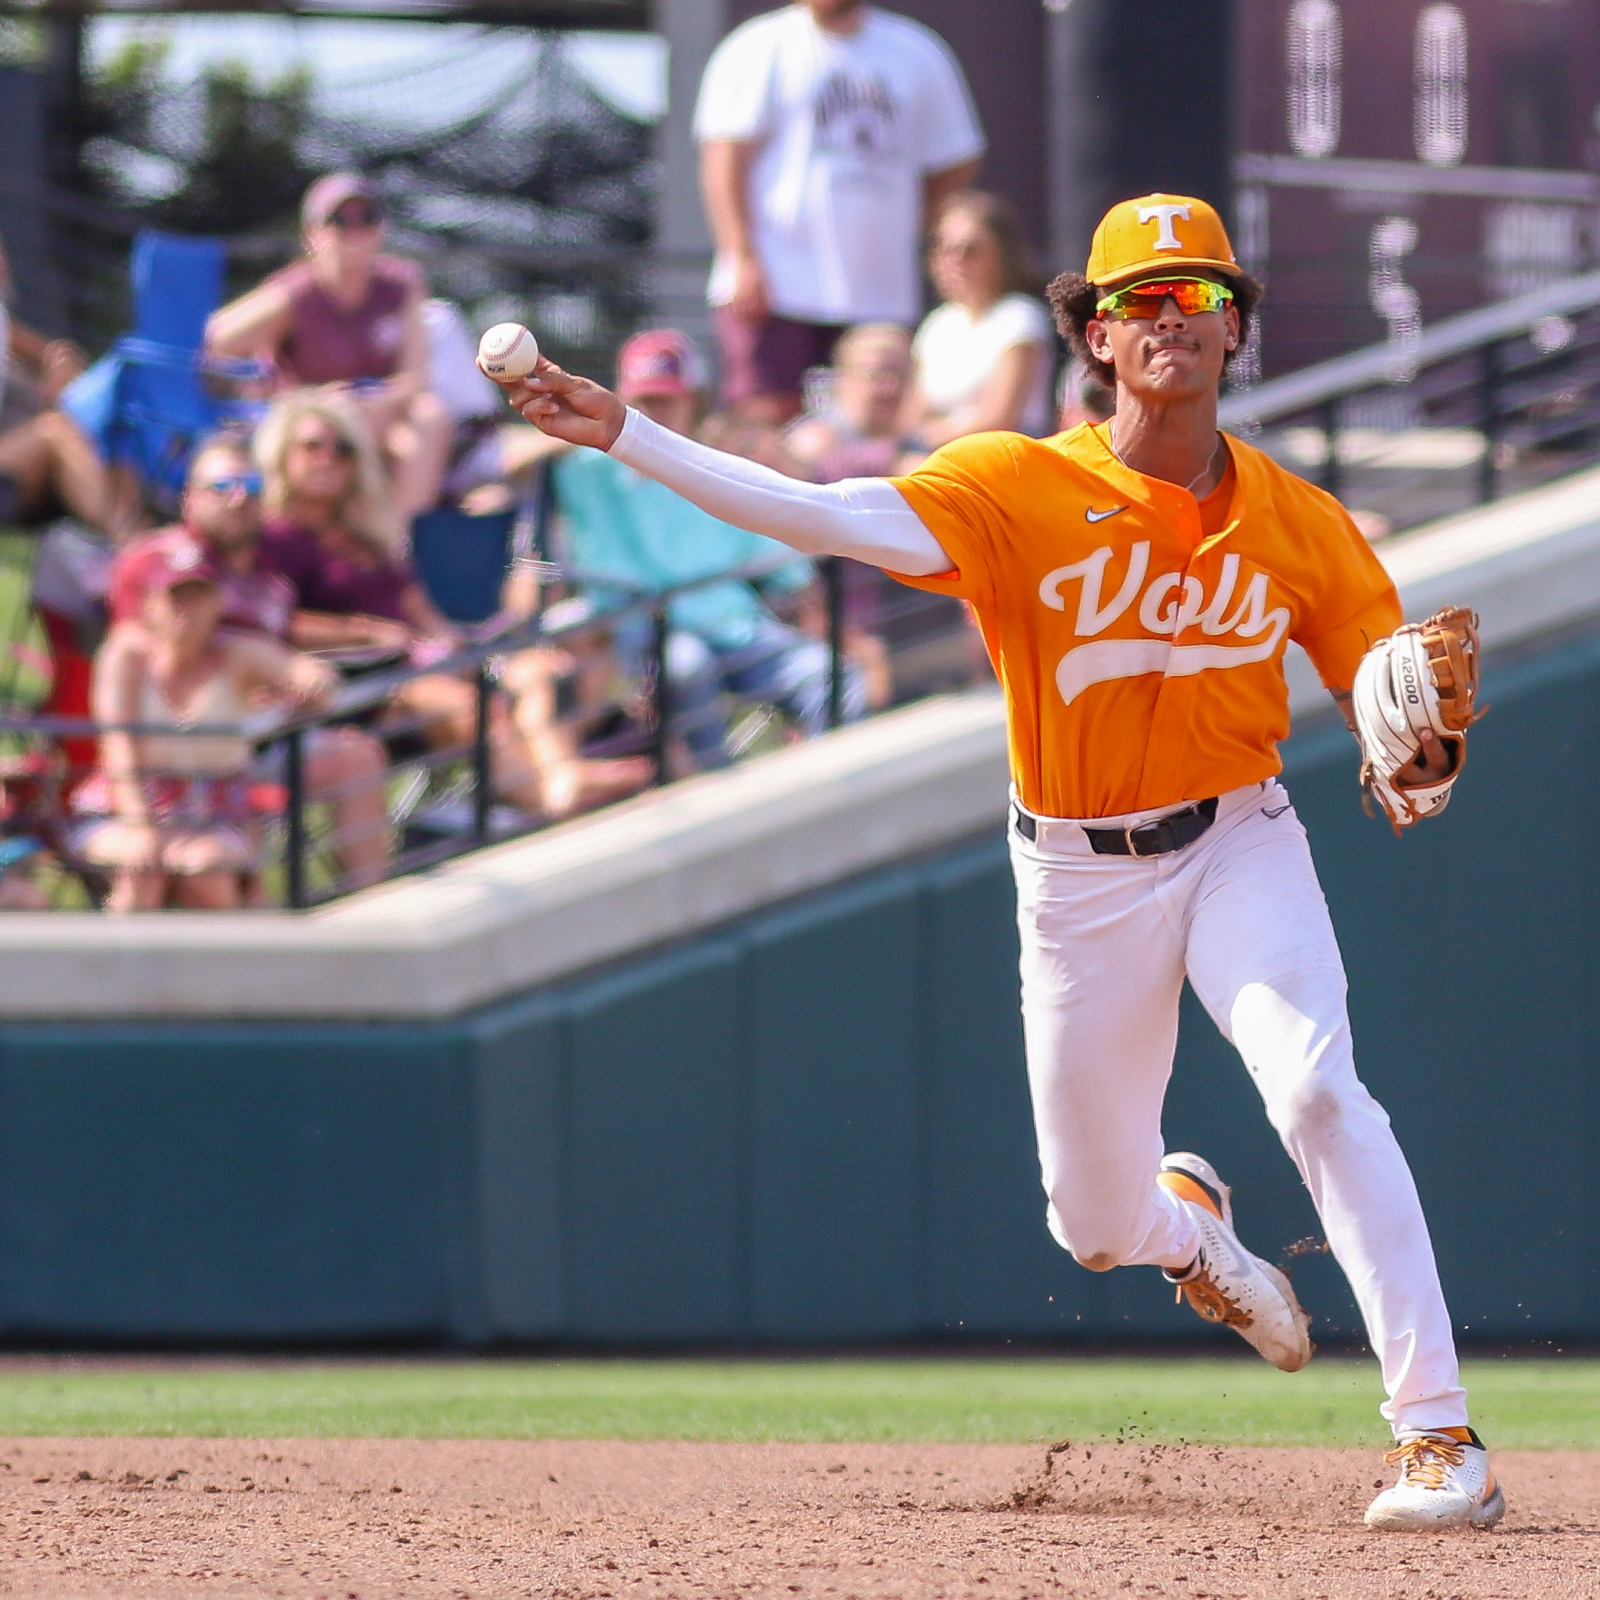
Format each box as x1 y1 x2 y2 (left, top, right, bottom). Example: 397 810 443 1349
1172 1257 1252 1328
1384 1434 1465 1489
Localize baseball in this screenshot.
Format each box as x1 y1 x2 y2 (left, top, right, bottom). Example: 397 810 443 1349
477 322 540 383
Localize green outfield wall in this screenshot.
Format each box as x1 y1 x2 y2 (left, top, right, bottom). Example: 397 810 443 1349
0 626 1594 1349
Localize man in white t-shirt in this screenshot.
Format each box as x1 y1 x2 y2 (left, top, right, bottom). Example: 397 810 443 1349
696 0 984 423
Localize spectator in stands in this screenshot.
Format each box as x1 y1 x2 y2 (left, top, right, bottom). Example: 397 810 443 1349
253 392 573 818
421 298 519 513
0 409 117 537
112 438 295 641
1056 358 1116 431
83 544 333 911
0 235 89 433
779 321 924 708
414 296 581 535
548 330 864 768
204 173 452 518
695 0 984 423
109 435 392 886
901 192 1055 447
0 236 115 535
693 408 812 478
784 323 919 480
494 624 656 819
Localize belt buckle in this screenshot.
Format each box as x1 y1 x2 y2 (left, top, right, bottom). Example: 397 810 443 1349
1126 818 1161 857
1128 809 1186 857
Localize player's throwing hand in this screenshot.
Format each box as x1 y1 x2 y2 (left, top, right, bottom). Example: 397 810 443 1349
497 358 626 454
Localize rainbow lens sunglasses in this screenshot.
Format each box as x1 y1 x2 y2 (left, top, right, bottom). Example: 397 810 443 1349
1095 278 1235 320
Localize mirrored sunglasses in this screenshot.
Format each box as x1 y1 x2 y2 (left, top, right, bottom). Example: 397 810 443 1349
197 472 263 496
1095 279 1235 320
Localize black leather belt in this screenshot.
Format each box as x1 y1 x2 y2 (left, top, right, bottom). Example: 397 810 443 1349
1013 796 1219 857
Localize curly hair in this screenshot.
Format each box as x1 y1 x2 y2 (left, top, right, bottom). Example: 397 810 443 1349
1046 270 1264 390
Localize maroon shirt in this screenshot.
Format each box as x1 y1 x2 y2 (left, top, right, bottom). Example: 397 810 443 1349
109 526 296 640
266 255 422 386
259 518 416 624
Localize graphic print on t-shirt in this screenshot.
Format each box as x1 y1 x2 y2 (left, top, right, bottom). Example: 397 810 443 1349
812 70 901 162
693 9 983 323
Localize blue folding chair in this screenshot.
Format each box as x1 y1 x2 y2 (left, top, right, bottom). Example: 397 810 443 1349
410 505 517 624
60 231 262 515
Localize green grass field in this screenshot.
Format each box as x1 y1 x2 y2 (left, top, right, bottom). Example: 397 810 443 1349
0 1357 1592 1448
0 529 49 712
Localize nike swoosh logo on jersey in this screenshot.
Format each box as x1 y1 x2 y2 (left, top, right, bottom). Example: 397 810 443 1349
1085 506 1127 523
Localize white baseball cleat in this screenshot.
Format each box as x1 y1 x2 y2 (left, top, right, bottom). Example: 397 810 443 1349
1364 1428 1506 1530
1158 1151 1313 1373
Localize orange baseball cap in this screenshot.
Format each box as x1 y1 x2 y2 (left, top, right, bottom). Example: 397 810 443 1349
1085 194 1241 288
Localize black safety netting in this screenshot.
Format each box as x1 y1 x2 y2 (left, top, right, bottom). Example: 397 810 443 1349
61 22 654 373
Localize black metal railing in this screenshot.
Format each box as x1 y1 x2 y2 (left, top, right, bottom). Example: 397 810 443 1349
1220 267 1600 532
0 550 982 910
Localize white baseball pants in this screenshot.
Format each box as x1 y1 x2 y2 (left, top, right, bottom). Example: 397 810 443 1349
1011 778 1468 1435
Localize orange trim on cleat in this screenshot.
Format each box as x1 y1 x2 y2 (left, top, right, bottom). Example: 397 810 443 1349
1365 1428 1504 1529
1158 1169 1224 1221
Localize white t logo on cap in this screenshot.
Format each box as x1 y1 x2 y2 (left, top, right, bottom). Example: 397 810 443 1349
1138 203 1192 251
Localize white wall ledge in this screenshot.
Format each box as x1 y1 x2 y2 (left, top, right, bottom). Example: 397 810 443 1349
0 692 1009 1021
4 463 1599 1023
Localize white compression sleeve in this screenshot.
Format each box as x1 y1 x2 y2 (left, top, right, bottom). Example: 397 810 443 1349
606 408 953 577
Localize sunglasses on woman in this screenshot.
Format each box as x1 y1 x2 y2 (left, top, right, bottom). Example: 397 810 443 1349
328 205 382 232
1094 278 1235 320
293 433 357 459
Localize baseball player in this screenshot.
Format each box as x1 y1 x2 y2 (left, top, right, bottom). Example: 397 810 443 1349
493 194 1500 1532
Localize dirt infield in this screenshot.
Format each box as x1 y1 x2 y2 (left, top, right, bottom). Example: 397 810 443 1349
0 1437 1591 1599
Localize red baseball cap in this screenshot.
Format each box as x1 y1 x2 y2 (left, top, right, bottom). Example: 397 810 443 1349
302 172 382 229
145 539 221 593
113 535 219 621
616 329 707 400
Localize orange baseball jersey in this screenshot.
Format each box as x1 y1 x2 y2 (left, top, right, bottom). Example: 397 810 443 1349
889 423 1401 819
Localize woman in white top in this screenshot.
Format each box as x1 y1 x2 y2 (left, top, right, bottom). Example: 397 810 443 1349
84 544 332 911
902 191 1055 446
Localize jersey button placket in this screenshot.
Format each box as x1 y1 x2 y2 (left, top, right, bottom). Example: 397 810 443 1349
1137 489 1206 805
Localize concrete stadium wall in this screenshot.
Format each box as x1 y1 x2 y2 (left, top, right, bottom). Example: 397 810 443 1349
1 620 1596 1348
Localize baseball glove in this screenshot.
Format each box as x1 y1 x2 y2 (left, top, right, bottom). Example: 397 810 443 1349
1351 606 1482 831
